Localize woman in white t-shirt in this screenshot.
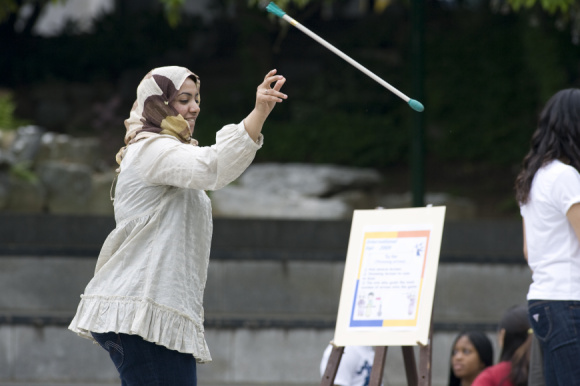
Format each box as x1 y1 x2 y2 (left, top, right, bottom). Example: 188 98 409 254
515 88 580 386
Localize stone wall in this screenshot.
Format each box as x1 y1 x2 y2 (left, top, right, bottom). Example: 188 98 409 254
0 126 478 220
0 215 529 385
0 126 115 215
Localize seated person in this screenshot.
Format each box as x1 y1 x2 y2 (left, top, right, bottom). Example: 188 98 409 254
449 331 494 386
473 305 532 386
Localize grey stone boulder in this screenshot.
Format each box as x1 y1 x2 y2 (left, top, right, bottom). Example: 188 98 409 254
86 171 116 216
36 132 100 168
211 163 383 219
0 148 11 169
37 161 93 214
236 163 382 197
211 186 351 219
0 130 16 152
3 176 46 213
9 125 45 165
0 172 9 210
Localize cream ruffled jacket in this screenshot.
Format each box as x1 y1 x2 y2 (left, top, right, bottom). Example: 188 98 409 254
69 122 262 363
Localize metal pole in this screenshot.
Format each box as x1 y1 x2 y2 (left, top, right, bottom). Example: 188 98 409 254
411 0 425 207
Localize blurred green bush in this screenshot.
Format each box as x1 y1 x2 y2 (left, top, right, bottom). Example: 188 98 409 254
0 91 29 131
0 2 577 170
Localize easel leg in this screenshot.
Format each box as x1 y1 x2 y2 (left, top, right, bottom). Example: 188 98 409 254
320 346 344 386
418 323 433 386
369 346 387 386
402 346 418 386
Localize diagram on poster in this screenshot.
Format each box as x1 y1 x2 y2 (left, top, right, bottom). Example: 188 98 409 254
350 225 430 330
334 207 445 347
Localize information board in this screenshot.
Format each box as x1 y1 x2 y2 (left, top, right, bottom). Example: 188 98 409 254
334 206 445 346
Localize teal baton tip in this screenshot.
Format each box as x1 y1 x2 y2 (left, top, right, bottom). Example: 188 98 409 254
266 2 286 17
408 99 425 112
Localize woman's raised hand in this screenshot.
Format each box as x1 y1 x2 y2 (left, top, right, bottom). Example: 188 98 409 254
243 69 288 142
255 69 287 116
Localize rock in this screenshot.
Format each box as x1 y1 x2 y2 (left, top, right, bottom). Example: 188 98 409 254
237 163 382 197
37 161 93 214
36 132 100 168
86 171 116 216
9 125 45 164
0 148 12 169
3 176 46 213
35 132 68 163
211 163 383 219
0 130 16 150
0 172 9 210
211 186 351 219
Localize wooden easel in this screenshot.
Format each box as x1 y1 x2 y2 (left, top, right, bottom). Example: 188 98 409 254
322 207 444 386
320 318 433 386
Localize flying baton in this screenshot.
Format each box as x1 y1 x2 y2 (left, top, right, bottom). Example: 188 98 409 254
266 2 424 112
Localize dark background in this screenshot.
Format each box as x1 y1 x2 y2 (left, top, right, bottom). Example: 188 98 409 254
1 0 578 218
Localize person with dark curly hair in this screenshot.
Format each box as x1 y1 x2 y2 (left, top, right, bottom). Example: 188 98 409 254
515 88 580 386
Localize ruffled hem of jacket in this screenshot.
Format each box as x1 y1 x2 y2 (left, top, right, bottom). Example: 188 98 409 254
68 295 211 363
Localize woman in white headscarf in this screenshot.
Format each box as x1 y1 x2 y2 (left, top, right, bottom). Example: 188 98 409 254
69 66 287 385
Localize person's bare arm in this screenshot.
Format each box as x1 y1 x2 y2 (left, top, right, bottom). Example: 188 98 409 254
567 203 580 243
522 219 528 262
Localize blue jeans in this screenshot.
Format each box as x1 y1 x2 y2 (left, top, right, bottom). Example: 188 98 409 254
528 300 580 386
91 332 197 386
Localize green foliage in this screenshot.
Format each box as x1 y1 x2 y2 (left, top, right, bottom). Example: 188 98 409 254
158 0 187 27
257 112 408 166
508 0 577 13
1 0 579 173
0 0 68 24
425 7 572 166
9 161 38 183
248 0 313 9
0 0 18 23
192 7 411 168
0 92 28 130
0 0 188 27
506 0 580 41
0 9 204 86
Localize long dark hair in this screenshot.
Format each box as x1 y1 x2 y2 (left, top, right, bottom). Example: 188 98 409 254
515 88 580 204
448 331 494 386
498 305 532 386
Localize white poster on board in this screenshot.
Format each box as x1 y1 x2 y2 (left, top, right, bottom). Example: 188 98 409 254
334 207 445 347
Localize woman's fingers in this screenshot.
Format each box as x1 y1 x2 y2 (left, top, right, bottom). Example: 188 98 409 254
268 79 287 101
258 73 287 103
261 89 286 102
263 69 278 83
272 77 286 92
263 69 286 90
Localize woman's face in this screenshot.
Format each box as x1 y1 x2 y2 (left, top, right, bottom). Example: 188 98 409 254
451 335 486 383
170 77 200 135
